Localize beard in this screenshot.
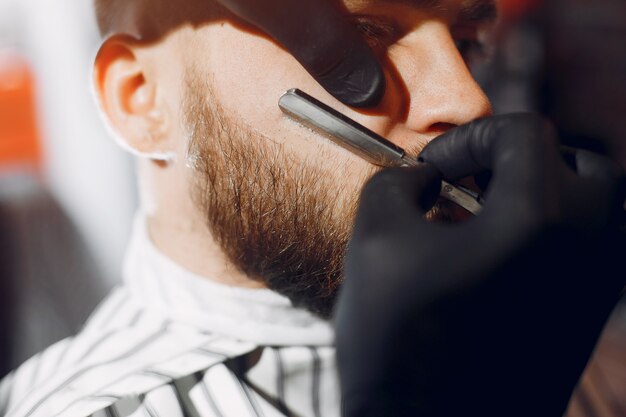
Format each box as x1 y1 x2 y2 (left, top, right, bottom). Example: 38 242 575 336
183 75 456 319
184 77 373 319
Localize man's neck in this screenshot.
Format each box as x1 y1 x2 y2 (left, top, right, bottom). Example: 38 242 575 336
147 214 265 288
139 159 264 289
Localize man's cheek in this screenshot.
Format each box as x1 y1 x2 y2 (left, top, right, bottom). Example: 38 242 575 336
205 25 326 130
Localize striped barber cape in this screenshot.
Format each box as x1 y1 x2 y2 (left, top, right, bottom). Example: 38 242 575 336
0 214 340 417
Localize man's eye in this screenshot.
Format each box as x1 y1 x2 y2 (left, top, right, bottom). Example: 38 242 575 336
454 38 486 62
350 16 401 49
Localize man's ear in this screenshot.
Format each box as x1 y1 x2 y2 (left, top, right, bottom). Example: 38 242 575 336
93 34 175 161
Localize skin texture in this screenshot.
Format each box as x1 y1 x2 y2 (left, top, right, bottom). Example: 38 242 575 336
93 0 493 314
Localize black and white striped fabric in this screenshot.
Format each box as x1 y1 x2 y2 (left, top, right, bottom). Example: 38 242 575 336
0 214 340 417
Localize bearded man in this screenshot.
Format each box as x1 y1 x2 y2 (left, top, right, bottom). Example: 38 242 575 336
0 0 495 415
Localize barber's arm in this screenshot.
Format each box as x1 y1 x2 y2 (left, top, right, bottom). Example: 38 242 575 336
335 114 626 417
213 0 385 107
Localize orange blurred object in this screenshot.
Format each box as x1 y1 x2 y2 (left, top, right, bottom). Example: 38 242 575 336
0 50 42 171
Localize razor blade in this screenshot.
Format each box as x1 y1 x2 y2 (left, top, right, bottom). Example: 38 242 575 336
278 88 484 216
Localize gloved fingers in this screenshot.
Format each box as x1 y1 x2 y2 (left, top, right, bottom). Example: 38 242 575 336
562 148 626 229
419 113 560 181
417 120 492 180
419 114 567 217
355 164 442 230
218 0 385 107
573 148 625 184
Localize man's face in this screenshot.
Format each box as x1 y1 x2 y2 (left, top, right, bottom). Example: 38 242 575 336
128 0 494 317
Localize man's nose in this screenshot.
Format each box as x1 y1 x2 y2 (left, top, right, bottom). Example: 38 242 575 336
397 23 493 137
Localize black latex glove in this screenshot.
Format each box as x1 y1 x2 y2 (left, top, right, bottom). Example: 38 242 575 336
335 113 626 417
215 0 385 107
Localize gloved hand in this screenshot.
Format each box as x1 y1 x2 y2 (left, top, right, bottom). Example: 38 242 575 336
335 113 626 417
215 0 385 107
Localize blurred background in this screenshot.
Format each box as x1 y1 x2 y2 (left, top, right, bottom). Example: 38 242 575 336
0 0 135 376
0 0 624 416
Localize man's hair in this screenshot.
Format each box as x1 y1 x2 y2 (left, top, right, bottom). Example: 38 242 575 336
94 0 122 36
94 0 222 38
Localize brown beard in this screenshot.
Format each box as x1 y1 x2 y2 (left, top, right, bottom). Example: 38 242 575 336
182 74 458 319
183 77 373 319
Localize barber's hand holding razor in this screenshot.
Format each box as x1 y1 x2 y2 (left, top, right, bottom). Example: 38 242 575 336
335 114 626 417
215 0 385 107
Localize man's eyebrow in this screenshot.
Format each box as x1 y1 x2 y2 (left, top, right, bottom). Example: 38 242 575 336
346 0 498 23
458 0 498 23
